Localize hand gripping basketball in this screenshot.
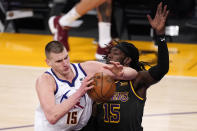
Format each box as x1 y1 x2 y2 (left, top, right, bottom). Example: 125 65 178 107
87 72 116 102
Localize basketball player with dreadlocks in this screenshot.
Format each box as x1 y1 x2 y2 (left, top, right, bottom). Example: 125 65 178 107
81 2 169 131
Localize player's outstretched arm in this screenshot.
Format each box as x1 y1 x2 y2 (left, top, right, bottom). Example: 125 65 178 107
103 61 138 80
147 2 169 83
148 35 169 82
80 61 137 80
132 3 169 99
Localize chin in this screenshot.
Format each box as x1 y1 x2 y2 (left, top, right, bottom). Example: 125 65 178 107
62 69 69 73
61 71 68 76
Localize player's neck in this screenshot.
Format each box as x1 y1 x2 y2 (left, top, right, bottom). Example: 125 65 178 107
59 68 75 82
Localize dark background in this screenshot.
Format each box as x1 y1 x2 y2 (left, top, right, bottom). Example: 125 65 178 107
1 0 197 44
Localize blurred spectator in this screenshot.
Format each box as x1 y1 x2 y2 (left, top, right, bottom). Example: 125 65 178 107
48 0 113 61
0 0 6 32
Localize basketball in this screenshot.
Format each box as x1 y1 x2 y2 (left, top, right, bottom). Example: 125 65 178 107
87 72 116 102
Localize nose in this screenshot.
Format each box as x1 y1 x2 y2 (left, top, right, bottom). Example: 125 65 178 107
107 53 112 62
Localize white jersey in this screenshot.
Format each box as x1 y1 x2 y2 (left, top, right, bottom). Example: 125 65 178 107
34 63 93 131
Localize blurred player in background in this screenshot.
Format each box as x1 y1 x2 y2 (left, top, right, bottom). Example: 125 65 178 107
48 0 113 61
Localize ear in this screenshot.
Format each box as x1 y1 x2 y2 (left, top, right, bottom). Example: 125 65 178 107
123 57 132 66
45 58 51 66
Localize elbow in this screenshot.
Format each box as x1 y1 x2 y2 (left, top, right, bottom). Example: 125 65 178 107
133 70 138 79
158 66 169 81
129 69 138 80
163 64 169 75
165 66 169 75
148 66 169 81
163 56 170 75
46 115 58 125
45 112 59 125
48 119 57 125
122 68 138 80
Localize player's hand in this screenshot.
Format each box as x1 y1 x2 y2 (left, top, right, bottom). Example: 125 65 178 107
103 61 124 77
147 2 169 35
78 76 94 96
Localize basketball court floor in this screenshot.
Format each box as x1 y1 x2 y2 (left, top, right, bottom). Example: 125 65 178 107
0 32 197 131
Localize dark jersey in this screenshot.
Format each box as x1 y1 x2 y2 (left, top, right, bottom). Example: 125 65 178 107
94 80 145 131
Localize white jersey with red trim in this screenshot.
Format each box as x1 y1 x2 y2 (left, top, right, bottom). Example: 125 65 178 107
34 63 93 131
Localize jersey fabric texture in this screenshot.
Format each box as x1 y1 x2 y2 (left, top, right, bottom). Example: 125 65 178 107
34 63 93 131
94 80 145 131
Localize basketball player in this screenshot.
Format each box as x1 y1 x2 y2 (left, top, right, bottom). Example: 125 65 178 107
48 0 113 60
94 0 113 60
82 2 169 131
34 41 137 131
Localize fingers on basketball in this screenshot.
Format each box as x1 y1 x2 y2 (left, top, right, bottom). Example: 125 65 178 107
87 72 116 102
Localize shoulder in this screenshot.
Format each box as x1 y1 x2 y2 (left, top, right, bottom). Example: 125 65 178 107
37 73 53 82
137 71 151 79
36 73 56 90
134 71 155 88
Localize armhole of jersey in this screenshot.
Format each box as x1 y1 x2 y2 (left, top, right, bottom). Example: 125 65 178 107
78 63 87 76
45 71 59 95
129 81 144 101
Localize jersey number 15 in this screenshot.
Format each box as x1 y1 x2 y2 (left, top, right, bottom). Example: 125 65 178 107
67 111 77 124
103 103 120 123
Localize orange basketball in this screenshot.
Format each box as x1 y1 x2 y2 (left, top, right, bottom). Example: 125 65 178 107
87 72 116 102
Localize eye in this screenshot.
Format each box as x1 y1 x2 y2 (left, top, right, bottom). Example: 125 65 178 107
113 52 119 55
56 60 62 63
64 55 68 60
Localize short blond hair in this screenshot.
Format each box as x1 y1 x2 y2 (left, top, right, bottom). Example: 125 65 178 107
45 41 65 59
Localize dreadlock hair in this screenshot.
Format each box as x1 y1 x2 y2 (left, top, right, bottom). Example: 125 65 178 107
114 41 146 71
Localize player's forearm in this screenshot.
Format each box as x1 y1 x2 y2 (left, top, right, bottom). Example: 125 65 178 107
45 91 82 125
117 67 138 80
148 35 169 81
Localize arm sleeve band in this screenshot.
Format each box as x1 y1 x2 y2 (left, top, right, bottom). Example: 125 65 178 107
148 35 169 81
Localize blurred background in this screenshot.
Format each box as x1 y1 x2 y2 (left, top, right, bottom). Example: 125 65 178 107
0 1 197 131
1 0 197 43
